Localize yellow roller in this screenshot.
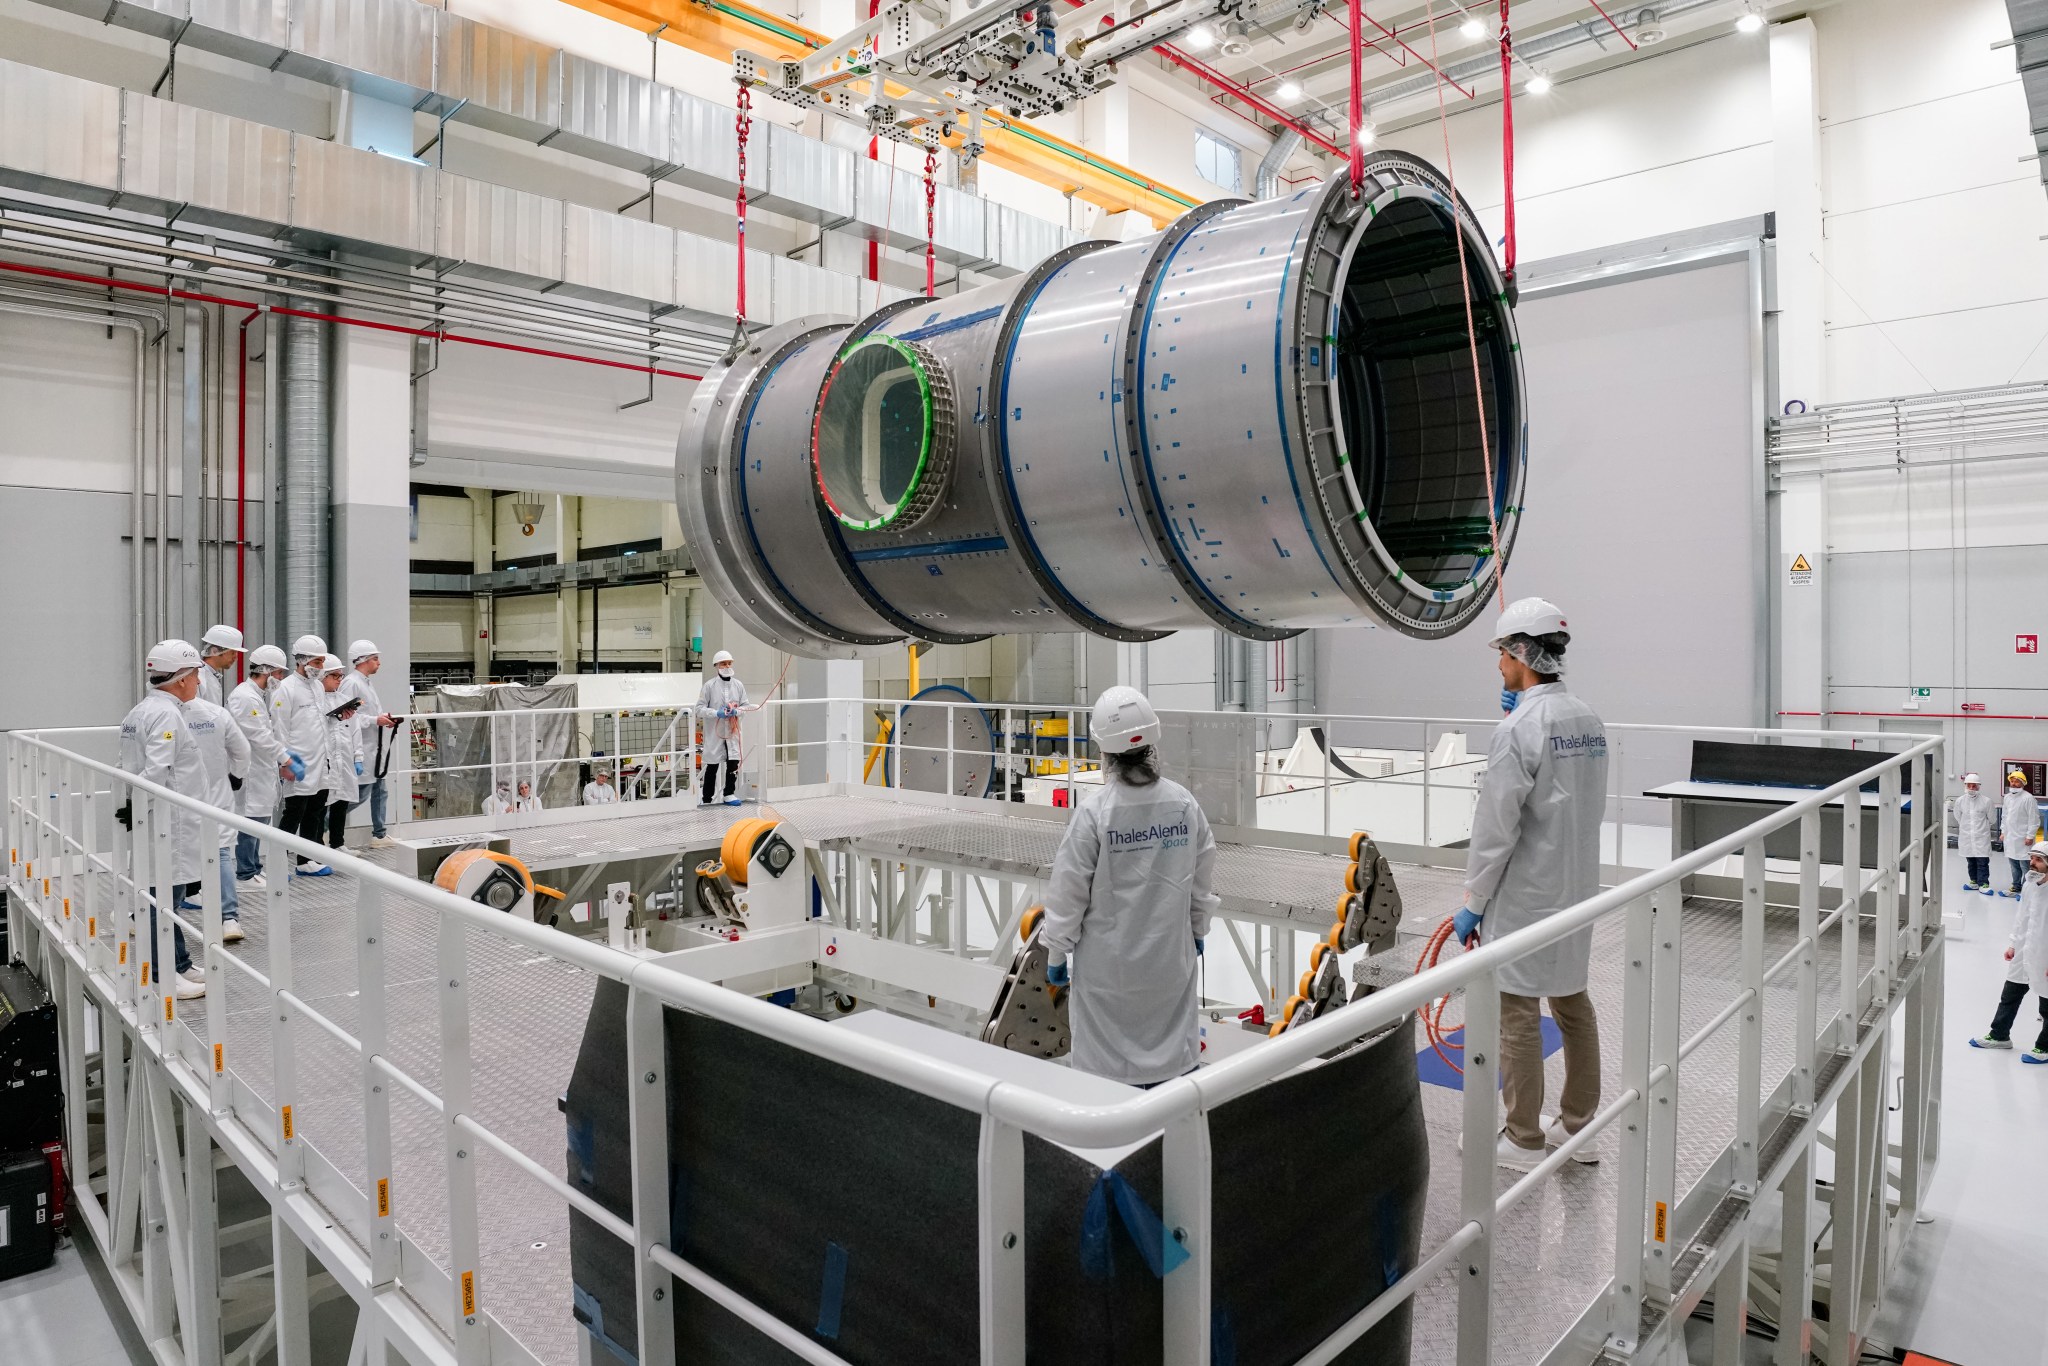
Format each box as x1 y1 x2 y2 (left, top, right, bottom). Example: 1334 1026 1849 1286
1348 830 1374 861
433 849 564 914
707 817 780 886
1020 905 1044 941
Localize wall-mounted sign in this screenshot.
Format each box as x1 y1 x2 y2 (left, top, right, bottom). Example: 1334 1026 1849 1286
1788 553 1814 587
2018 634 2039 655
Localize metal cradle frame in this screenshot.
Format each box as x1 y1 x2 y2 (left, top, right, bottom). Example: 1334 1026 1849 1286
1 712 1943 1366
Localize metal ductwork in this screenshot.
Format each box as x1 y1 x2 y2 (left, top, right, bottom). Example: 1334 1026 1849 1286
1254 129 1305 199
278 302 331 643
2008 1 2048 191
679 153 1526 658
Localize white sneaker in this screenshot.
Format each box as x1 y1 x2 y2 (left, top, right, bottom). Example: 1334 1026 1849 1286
222 921 245 943
1495 1131 1546 1172
173 976 206 1000
368 836 396 849
241 873 267 890
1543 1116 1599 1164
295 862 332 877
180 966 205 984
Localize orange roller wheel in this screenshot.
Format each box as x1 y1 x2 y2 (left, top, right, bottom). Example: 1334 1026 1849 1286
1344 862 1365 895
1348 830 1372 861
1298 968 1315 999
719 817 777 886
1307 940 1330 972
1020 905 1044 940
1327 919 1347 953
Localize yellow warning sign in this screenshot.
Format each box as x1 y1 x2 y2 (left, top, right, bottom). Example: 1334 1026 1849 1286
1788 553 1815 588
139 961 148 987
213 1044 224 1074
163 996 173 1023
1791 553 1811 572
88 916 95 938
119 941 128 967
461 1271 477 1317
1654 1200 1669 1243
62 897 69 918
377 1179 391 1218
281 1105 295 1142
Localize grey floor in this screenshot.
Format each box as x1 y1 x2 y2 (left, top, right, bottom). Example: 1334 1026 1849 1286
11 831 2047 1365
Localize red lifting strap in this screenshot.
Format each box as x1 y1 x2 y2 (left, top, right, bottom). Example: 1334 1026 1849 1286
735 83 754 328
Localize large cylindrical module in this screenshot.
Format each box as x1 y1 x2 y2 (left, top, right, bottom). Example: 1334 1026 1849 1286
678 152 1526 658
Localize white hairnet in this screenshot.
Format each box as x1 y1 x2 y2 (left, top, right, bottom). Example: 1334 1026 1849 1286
1501 633 1567 677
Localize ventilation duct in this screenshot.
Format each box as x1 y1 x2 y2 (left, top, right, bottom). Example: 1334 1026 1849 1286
278 300 332 643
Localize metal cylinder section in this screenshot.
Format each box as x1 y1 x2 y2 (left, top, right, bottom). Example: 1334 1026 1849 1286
677 151 1525 658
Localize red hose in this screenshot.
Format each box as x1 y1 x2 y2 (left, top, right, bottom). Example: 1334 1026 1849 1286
1418 915 1473 1074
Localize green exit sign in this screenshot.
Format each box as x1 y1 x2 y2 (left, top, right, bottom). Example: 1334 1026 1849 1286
1911 687 1932 697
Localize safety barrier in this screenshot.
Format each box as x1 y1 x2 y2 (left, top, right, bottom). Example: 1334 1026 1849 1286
3 715 1943 1365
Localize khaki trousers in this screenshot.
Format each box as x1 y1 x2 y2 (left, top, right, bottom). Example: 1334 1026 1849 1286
1500 989 1602 1151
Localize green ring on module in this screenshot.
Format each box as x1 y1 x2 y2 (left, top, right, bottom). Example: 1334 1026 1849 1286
814 334 937 532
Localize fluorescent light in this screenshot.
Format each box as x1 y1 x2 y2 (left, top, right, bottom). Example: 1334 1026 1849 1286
1275 80 1304 103
1460 16 1486 40
1735 9 1764 32
1183 23 1216 50
1524 73 1552 95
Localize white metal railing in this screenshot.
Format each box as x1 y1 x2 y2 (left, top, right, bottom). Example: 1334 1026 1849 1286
2 714 1944 1366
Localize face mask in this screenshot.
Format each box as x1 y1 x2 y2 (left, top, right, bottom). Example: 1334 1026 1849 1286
1501 688 1520 715
717 667 732 678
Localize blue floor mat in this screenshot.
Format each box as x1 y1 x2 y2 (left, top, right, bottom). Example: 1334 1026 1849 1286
1417 1016 1563 1091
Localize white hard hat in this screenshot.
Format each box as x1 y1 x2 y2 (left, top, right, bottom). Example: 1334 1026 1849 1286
1962 772 1982 786
1089 685 1162 756
348 639 379 663
201 624 246 653
2032 839 2048 860
146 639 203 676
248 645 289 672
291 634 328 659
1489 596 1569 646
711 650 734 666
318 654 347 676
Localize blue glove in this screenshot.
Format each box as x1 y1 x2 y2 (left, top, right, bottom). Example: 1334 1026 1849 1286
355 761 364 777
1501 688 1520 714
1194 937 1205 957
1045 960 1070 987
1453 906 1483 948
286 753 307 781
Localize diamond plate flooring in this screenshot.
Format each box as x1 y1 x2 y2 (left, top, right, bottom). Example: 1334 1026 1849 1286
84 792 1890 1365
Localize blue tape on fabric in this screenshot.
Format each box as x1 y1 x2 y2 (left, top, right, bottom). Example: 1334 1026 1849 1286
566 1114 595 1187
572 1283 638 1364
1377 1190 1405 1290
1079 1170 1191 1281
816 1241 849 1340
1212 1305 1237 1366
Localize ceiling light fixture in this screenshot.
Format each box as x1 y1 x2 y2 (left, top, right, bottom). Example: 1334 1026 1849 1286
1524 73 1552 95
1275 80 1304 104
1634 8 1666 43
1183 22 1216 50
1218 19 1253 57
1460 15 1487 40
1735 7 1764 32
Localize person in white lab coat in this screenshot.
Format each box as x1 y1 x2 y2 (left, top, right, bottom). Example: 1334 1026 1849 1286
1953 772 1995 895
583 769 620 806
2000 771 2041 898
1970 839 2048 1061
342 641 400 848
273 635 334 875
513 780 543 814
197 624 245 706
1041 687 1219 1087
695 650 748 807
1455 597 1610 1172
116 640 210 999
317 657 363 852
184 693 251 943
228 645 294 889
482 779 516 818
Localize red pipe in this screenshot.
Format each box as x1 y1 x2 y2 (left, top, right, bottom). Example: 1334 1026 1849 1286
1153 47 1346 156
1782 710 2048 722
235 307 260 675
1356 8 1475 98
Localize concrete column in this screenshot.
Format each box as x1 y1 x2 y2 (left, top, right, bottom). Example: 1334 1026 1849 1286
330 318 413 819
1770 18 1824 407
796 658 864 784
556 494 581 674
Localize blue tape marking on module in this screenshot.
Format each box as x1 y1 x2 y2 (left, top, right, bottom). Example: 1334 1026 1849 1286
1130 230 1263 634
816 1241 850 1340
572 1284 638 1364
566 1113 595 1187
1212 1306 1238 1366
1376 1190 1405 1289
849 536 1006 562
897 306 1004 341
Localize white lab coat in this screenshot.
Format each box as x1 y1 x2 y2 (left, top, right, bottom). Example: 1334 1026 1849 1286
583 781 620 805
340 670 389 780
482 790 515 817
184 698 250 851
513 793 542 813
273 671 329 800
1464 683 1610 998
228 679 288 819
117 690 208 885
2007 872 2048 987
695 674 749 764
1042 772 1219 1086
2002 787 2041 859
1953 790 1995 859
321 698 364 805
198 665 229 707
